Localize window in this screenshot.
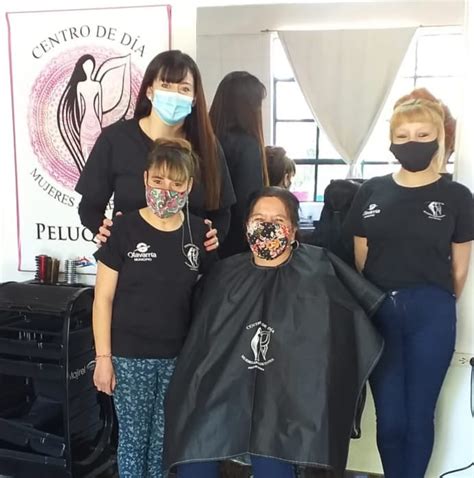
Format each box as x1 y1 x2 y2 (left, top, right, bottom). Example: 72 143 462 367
272 27 463 203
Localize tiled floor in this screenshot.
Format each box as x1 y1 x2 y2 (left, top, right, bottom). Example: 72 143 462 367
1 462 383 478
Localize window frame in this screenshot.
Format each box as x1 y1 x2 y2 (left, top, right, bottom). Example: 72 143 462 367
272 28 461 202
273 77 347 202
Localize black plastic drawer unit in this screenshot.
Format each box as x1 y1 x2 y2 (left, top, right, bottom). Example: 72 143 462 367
0 282 116 478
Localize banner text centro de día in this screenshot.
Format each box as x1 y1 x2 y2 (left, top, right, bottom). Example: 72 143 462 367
32 24 146 59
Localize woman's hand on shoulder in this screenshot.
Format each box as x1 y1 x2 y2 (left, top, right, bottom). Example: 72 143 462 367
95 211 122 247
203 219 219 252
93 357 116 395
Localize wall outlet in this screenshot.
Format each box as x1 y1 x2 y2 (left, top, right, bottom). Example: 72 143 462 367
451 352 474 367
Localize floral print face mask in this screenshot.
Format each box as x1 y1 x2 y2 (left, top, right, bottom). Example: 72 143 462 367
246 221 291 260
146 185 188 218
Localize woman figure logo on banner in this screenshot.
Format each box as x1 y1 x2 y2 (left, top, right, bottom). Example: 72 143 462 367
58 53 132 172
76 56 102 160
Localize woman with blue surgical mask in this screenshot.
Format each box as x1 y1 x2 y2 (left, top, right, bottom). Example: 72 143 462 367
75 50 236 252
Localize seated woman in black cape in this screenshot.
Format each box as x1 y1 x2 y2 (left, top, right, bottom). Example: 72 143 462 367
164 187 385 478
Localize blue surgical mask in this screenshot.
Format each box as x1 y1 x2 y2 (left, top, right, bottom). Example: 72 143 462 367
151 90 193 126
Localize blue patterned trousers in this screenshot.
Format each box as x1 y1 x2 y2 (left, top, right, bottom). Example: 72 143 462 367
113 356 177 478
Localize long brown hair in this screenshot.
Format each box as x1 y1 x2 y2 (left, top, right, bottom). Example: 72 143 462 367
134 50 220 209
209 71 269 186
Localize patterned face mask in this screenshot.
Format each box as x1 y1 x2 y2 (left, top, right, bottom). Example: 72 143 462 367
246 221 291 261
146 185 188 218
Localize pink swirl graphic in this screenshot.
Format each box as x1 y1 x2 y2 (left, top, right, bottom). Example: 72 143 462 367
29 46 143 190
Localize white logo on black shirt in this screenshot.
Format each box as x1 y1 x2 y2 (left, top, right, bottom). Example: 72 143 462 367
183 243 200 271
423 201 446 221
363 203 381 219
241 321 275 371
127 242 157 262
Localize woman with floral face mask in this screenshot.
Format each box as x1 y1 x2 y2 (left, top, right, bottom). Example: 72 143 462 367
163 187 385 477
344 99 473 478
75 50 236 253
92 138 216 478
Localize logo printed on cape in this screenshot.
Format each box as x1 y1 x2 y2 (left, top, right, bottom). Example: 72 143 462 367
362 203 381 219
127 242 157 262
241 321 275 371
423 201 446 221
183 243 200 271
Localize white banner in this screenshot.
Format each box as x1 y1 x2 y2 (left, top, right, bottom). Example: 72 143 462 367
7 5 171 275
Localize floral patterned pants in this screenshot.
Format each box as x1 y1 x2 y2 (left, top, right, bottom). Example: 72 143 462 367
113 356 177 478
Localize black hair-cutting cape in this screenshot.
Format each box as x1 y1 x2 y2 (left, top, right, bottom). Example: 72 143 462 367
164 244 384 473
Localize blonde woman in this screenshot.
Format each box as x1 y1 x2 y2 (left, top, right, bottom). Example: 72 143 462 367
345 99 473 478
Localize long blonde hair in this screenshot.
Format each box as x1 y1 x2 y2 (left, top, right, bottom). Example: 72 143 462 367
390 99 446 171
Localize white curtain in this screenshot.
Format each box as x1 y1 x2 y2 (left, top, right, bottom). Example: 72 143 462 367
454 1 474 354
278 28 416 175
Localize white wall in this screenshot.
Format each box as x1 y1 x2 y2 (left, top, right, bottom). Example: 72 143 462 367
197 1 465 34
0 0 196 283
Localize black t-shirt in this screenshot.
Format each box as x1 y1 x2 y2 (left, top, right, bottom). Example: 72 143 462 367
75 118 235 237
94 210 216 359
441 172 454 181
344 174 474 293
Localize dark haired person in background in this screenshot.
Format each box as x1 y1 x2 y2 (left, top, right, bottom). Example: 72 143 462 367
75 49 235 250
210 71 268 257
265 145 296 189
312 179 361 266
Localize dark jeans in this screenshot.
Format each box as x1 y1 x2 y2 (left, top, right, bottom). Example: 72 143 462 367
370 285 456 478
177 456 296 478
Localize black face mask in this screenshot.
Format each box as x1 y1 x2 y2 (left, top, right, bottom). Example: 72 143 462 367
389 140 439 173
